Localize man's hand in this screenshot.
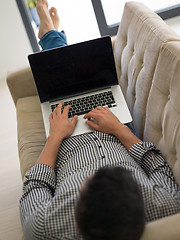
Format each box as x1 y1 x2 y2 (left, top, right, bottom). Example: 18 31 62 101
36 102 78 169
84 106 125 135
84 106 142 150
49 102 78 143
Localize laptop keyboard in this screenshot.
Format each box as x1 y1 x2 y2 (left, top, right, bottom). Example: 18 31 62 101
51 90 117 118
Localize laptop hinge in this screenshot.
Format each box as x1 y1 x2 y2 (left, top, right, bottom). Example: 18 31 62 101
49 86 112 103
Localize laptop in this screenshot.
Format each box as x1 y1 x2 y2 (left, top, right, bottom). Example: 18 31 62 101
28 36 132 137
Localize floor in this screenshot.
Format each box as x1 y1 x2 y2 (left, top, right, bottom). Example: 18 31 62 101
0 13 180 240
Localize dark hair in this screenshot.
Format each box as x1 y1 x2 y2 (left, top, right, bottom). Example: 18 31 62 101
75 167 145 240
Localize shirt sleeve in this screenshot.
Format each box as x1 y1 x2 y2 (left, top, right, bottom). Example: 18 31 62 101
128 142 180 221
129 142 162 174
129 141 178 188
19 164 56 240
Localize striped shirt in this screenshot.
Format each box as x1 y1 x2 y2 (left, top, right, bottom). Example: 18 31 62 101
19 131 180 240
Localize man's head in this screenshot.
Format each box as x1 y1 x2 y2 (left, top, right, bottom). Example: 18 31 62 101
75 167 145 240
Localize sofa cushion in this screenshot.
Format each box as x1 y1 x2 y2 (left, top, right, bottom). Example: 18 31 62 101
113 2 180 139
17 96 46 179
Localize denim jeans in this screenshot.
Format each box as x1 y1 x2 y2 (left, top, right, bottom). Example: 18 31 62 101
39 30 67 50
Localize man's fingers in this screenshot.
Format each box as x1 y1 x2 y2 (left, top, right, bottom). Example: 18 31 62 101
86 119 99 130
57 102 64 114
84 106 107 119
56 102 71 117
96 106 104 110
63 105 71 117
49 113 53 120
53 107 57 116
70 115 78 127
57 102 64 109
84 111 98 119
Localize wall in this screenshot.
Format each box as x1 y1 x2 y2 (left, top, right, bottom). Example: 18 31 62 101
0 2 33 239
0 0 32 82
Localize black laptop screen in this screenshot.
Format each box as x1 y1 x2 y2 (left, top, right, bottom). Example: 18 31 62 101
28 36 119 103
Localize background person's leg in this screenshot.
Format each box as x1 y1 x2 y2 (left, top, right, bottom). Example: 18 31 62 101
39 30 67 50
36 0 67 50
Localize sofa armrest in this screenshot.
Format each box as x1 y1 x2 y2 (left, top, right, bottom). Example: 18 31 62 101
7 67 38 106
141 213 180 240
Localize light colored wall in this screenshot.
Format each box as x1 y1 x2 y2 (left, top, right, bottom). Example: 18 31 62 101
0 0 32 82
0 2 32 239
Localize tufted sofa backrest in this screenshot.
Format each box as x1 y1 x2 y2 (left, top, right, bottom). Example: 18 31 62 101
113 2 180 184
144 41 180 185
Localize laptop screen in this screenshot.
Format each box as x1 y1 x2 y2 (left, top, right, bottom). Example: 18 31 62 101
28 36 119 103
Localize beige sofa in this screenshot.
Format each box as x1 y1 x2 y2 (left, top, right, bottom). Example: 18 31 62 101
7 2 180 239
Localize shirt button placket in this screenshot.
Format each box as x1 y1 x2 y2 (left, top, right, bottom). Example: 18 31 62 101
93 135 106 162
97 140 106 160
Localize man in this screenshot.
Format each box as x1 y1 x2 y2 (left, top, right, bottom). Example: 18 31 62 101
19 1 180 240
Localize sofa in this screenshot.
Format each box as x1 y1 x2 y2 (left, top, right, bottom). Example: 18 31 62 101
7 1 180 239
